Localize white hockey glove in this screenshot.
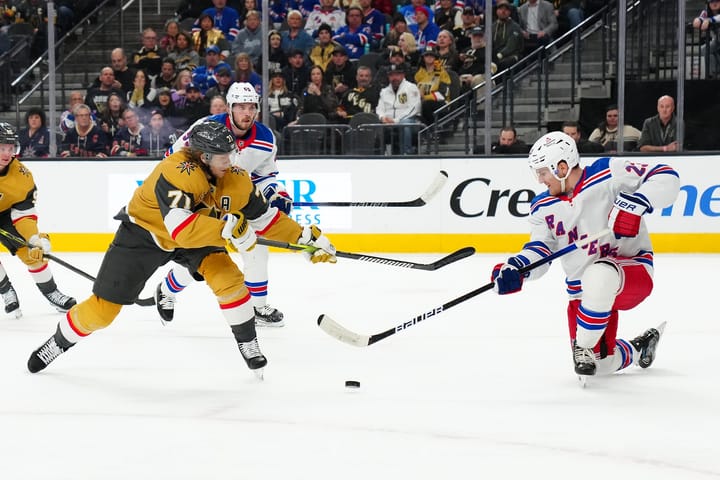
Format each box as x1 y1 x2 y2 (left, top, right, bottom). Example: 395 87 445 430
298 225 337 264
221 213 257 252
28 233 51 263
262 182 293 215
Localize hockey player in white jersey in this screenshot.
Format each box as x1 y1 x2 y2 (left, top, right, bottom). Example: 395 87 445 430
490 131 680 380
157 82 291 327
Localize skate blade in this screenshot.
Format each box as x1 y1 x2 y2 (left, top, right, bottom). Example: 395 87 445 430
253 367 265 381
255 320 285 328
10 309 22 319
577 375 589 388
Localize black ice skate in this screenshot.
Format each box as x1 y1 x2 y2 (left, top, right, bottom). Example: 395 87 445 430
43 289 77 313
254 304 284 327
1 283 21 318
27 326 74 373
630 321 667 369
155 283 175 324
238 337 268 379
573 344 597 376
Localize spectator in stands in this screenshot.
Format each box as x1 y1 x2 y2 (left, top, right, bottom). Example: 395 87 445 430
131 28 166 80
324 44 357 99
458 26 497 93
146 110 178 156
395 31 420 68
518 0 558 55
193 0 241 42
127 69 158 119
172 69 194 109
454 6 478 52
554 0 585 34
491 125 530 154
411 5 440 53
208 94 228 115
175 0 213 21
414 47 451 126
60 104 110 158
435 29 460 72
267 69 299 130
267 29 288 73
282 10 315 55
18 107 50 158
205 65 233 99
561 120 604 154
155 58 178 90
110 107 150 157
110 48 137 95
60 91 94 135
234 52 263 94
98 92 127 139
305 0 346 37
435 0 462 32
375 48 408 88
400 0 434 29
376 62 422 154
492 0 524 71
298 65 339 120
192 13 230 59
283 49 311 96
588 104 642 152
178 82 210 125
192 45 232 93
638 95 679 153
333 7 372 60
358 0 386 51
692 0 720 78
169 31 201 71
86 67 125 117
382 13 409 50
310 23 341 72
155 88 184 130
269 0 316 28
160 19 180 54
373 0 393 16
232 9 262 70
337 65 380 121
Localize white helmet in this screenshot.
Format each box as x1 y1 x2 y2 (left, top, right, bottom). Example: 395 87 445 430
227 82 260 129
528 131 579 183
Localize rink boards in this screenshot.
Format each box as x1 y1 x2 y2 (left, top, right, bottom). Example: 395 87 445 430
16 155 720 253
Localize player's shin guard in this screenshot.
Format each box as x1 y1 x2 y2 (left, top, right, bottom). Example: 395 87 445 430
575 261 620 348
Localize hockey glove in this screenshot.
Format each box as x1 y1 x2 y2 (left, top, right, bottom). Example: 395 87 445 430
608 191 652 238
491 257 527 295
221 213 257 252
28 233 51 263
298 225 337 264
262 183 293 215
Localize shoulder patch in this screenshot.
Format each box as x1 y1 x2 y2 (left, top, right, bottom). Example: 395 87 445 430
177 161 198 175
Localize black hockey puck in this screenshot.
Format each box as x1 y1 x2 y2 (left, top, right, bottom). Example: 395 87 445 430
345 380 361 388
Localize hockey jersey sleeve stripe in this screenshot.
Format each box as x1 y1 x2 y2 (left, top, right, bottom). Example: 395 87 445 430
168 211 199 240
530 196 561 214
522 241 552 258
249 142 274 153
576 168 611 192
220 291 251 310
252 209 281 236
11 213 38 224
644 164 679 181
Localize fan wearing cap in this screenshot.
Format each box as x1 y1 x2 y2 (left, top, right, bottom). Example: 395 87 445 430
492 0 524 71
458 26 497 92
282 49 311 96
409 5 440 53
376 62 422 154
204 65 234 99
163 82 295 328
324 44 358 96
455 6 479 51
309 23 341 72
191 45 233 94
399 0 435 28
178 82 211 126
414 47 451 125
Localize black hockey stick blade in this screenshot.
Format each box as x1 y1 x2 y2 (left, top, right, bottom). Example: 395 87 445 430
292 170 448 207
317 229 611 347
256 237 474 270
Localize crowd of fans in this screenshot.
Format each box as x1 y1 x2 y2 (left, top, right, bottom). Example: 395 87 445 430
2 0 686 157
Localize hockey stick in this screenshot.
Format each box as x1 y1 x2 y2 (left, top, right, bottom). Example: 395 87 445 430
256 237 475 271
317 228 612 347
292 170 448 207
0 228 156 307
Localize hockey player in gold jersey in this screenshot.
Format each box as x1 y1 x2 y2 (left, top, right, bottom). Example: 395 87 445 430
0 123 76 317
27 122 336 377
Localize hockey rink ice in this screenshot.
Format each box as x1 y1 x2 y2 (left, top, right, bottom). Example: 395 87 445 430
0 250 718 479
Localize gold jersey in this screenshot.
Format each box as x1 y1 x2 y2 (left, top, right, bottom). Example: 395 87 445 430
0 158 40 241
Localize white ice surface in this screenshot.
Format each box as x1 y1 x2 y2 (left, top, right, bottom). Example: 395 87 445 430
0 251 718 479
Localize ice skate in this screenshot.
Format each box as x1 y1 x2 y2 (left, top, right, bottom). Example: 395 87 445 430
43 289 76 313
573 343 596 386
155 283 175 325
254 304 284 327
630 321 666 369
1 283 21 318
27 327 74 373
238 337 267 379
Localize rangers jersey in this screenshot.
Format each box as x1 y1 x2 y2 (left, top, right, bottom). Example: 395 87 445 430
516 157 680 298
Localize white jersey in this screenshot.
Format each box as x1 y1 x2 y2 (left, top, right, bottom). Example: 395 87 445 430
376 79 422 122
166 113 280 194
516 157 680 298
